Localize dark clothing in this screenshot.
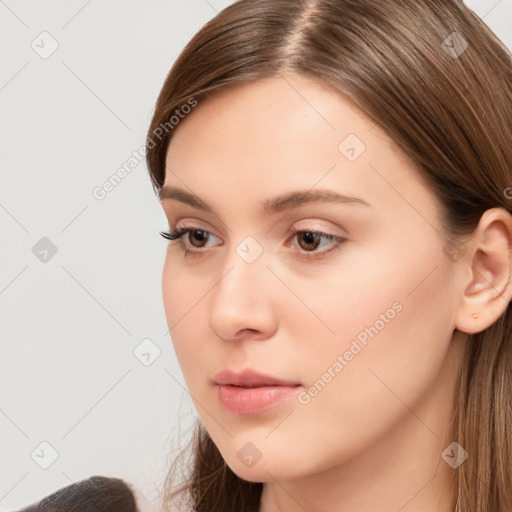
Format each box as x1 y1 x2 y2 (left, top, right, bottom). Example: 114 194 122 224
17 476 140 512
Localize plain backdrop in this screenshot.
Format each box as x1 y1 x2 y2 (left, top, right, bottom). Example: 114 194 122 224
1 1 511 510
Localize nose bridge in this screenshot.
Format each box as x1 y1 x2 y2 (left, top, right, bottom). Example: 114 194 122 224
208 234 274 338
215 235 268 304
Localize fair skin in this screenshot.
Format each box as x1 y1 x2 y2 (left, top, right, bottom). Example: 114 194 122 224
159 74 512 512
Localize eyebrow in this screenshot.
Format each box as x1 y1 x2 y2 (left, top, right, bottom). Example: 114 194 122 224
158 186 372 214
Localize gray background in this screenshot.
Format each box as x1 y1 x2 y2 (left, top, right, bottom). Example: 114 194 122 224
1 1 511 510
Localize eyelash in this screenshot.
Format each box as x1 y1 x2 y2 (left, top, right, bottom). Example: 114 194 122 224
159 226 347 260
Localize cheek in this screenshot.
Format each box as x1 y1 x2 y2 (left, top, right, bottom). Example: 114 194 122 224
314 230 453 356
294 242 454 428
162 254 207 325
162 259 204 373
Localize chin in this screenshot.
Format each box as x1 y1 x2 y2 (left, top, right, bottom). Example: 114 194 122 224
222 448 303 483
231 465 268 483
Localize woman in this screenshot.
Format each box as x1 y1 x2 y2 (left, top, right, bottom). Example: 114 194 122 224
20 1 511 511
146 0 512 511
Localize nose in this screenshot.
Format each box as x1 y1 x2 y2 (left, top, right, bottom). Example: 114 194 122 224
208 243 278 342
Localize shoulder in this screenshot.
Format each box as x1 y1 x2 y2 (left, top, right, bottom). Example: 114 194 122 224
17 476 140 512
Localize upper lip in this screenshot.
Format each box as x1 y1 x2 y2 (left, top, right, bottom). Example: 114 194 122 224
213 369 300 387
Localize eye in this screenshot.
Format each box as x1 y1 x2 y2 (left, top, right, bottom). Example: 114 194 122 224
289 229 346 259
159 227 220 257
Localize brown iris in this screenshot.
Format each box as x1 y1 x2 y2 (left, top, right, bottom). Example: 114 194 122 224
297 232 321 251
188 230 208 248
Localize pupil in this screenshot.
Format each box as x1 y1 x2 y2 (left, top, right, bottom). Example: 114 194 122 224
302 232 320 250
191 230 207 247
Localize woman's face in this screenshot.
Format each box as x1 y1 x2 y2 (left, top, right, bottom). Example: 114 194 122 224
160 74 463 483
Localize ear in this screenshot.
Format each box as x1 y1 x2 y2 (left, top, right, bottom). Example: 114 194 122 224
455 207 512 335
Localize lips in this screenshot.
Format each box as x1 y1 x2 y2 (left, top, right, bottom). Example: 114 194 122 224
213 368 300 387
213 369 301 415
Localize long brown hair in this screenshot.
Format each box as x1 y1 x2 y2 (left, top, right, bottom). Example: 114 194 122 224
145 1 512 511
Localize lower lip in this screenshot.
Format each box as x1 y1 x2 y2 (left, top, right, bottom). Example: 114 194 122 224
216 384 300 415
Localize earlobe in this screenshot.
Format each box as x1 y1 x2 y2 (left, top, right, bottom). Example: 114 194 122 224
454 208 512 335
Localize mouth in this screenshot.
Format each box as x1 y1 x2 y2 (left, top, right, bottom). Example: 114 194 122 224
213 368 301 387
213 369 301 415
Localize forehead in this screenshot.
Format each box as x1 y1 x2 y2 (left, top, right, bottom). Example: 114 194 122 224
167 74 374 160
163 74 436 221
